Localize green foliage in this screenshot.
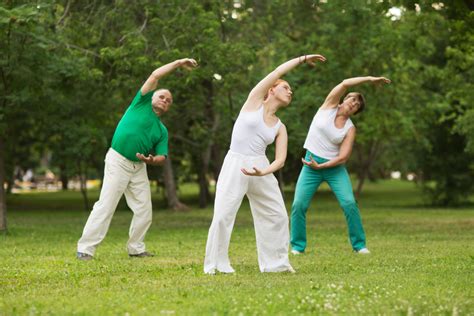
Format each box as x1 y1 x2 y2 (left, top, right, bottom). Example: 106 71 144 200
409 5 474 205
449 12 474 153
1 0 472 206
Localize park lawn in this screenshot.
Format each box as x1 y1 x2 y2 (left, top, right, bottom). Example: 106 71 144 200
1 181 473 315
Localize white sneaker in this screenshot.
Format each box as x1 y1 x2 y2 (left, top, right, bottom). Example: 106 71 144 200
287 267 296 273
291 249 303 255
204 269 235 275
356 248 370 254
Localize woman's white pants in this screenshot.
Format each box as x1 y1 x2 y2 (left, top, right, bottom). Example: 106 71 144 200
204 151 293 274
77 148 152 256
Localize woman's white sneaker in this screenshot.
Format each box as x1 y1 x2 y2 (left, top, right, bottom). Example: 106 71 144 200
291 249 303 255
356 248 370 254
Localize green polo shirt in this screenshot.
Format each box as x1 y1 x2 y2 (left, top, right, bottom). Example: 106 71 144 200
111 90 168 162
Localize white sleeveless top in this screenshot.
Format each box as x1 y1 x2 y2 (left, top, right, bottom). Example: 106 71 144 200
303 107 354 159
230 105 282 156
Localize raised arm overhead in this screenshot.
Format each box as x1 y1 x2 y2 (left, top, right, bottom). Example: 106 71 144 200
242 54 326 112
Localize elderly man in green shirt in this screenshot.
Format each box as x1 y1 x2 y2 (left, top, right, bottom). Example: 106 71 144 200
77 58 198 260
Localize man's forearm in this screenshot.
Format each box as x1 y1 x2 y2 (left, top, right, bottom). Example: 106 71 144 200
151 155 166 166
151 60 181 81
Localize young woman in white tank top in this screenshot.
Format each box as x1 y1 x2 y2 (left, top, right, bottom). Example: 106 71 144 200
204 54 327 274
290 76 391 256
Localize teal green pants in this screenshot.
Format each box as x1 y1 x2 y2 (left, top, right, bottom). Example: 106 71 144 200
290 150 366 252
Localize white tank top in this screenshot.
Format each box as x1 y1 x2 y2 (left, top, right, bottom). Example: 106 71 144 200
303 107 354 159
230 105 282 156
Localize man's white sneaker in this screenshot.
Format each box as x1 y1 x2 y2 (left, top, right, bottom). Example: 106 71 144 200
356 248 370 254
291 249 303 255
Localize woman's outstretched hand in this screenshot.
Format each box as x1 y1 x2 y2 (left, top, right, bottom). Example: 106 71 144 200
371 77 391 85
241 167 266 176
301 156 322 170
303 54 327 66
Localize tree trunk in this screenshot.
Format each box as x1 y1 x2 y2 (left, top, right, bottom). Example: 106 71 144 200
355 141 381 198
198 166 210 208
198 118 220 208
6 165 15 194
197 79 219 208
162 156 188 211
355 169 368 198
198 134 214 208
0 137 7 232
211 143 223 183
61 175 69 190
78 162 90 212
60 164 69 190
6 176 13 194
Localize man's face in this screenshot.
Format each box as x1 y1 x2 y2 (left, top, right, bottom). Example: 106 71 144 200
152 89 173 116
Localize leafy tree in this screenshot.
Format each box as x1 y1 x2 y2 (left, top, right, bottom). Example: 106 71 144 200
0 2 56 231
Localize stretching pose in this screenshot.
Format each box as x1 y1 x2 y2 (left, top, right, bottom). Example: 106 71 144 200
290 76 390 255
77 58 198 260
204 54 327 274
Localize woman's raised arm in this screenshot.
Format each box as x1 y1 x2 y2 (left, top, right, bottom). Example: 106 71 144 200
242 54 326 111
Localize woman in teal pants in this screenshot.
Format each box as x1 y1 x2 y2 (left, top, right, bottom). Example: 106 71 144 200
290 76 390 254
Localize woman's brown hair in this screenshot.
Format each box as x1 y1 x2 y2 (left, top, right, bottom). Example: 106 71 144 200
343 92 366 115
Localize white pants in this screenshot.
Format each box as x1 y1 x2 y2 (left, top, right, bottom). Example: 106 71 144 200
204 151 293 273
77 148 152 256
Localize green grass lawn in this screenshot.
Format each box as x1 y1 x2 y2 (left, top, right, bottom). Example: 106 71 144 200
1 181 473 315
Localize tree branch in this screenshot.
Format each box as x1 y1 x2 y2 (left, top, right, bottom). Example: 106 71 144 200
170 134 200 147
161 33 170 50
119 10 148 43
57 0 72 26
13 29 105 60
